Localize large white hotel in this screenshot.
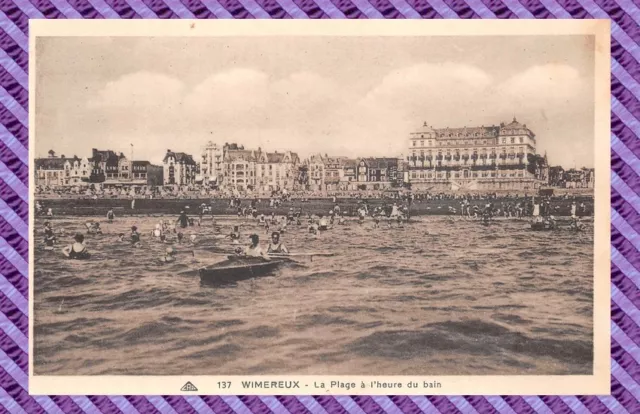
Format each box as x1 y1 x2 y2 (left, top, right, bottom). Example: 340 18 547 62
407 117 548 191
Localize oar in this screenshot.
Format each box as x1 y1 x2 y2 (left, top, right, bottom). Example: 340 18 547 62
271 252 335 257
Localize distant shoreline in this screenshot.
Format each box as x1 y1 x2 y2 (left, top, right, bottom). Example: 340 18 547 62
34 195 594 217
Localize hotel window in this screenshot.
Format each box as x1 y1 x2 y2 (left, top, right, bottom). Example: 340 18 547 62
519 137 524 143
428 141 432 146
413 141 416 147
511 137 515 144
420 141 424 146
502 138 507 144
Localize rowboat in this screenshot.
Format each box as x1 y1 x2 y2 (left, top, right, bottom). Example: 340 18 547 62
198 257 286 285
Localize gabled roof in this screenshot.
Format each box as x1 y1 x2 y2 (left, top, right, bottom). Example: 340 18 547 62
432 126 500 138
360 157 398 169
35 156 81 170
267 153 285 163
132 161 151 166
342 159 357 169
499 117 534 136
164 151 197 165
224 150 256 163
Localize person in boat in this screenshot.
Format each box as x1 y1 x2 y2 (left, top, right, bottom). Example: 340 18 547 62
44 222 56 250
267 231 289 255
130 226 141 248
107 208 115 223
177 211 189 229
62 233 91 260
160 247 176 263
243 234 270 260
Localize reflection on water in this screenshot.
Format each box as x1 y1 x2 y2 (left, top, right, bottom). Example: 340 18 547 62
33 215 593 375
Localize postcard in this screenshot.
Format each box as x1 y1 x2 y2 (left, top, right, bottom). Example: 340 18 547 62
29 19 610 395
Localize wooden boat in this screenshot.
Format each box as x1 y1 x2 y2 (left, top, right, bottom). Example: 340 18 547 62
199 257 286 285
530 221 557 231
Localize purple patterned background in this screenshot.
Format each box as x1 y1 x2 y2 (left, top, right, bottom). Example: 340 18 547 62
0 0 638 412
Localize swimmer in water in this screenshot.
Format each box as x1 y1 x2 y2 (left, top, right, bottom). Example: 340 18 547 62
189 234 197 244
44 221 56 250
117 233 125 243
85 221 102 235
130 226 141 248
152 224 162 238
62 233 91 260
177 211 189 229
177 232 184 244
230 226 241 244
106 208 115 223
159 247 176 263
267 231 289 255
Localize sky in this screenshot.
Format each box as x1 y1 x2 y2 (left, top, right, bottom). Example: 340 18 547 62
35 35 595 168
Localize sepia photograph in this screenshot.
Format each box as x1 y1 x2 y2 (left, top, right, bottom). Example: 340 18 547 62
29 20 610 395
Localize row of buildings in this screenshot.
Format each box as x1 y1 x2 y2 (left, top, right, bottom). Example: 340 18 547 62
35 118 594 192
34 149 164 188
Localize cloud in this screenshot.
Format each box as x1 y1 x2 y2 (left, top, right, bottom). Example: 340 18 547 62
84 63 593 167
89 71 185 109
184 69 270 121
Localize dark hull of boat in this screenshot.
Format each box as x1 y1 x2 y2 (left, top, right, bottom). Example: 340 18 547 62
199 259 284 285
530 222 556 231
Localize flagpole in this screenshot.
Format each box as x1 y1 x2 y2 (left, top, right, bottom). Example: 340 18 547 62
130 143 133 181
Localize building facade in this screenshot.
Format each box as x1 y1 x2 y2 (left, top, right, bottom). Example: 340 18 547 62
35 153 91 187
222 146 256 191
255 150 300 192
163 149 198 186
199 141 223 186
307 154 325 190
564 168 594 189
340 159 358 190
355 157 400 190
407 118 546 191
